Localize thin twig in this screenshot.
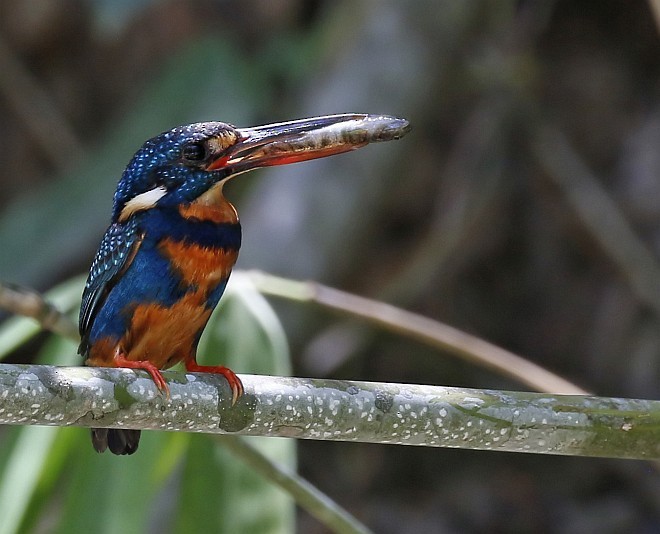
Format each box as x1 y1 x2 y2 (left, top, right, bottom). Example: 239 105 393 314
0 274 585 394
533 126 660 319
380 97 508 304
0 36 84 168
221 436 371 534
648 0 660 33
0 282 78 341
245 271 587 395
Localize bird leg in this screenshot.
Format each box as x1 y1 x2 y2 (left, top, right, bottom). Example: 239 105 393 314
184 359 243 405
113 350 170 397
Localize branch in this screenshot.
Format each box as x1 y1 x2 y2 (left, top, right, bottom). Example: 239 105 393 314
0 363 657 460
245 271 587 395
0 274 587 395
0 282 79 341
0 35 84 168
534 126 660 318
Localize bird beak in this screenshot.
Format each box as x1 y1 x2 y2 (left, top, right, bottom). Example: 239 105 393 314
207 113 410 175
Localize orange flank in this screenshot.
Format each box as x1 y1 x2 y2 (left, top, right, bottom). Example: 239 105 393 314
122 292 213 368
159 238 238 288
85 337 121 368
87 291 212 370
85 290 243 402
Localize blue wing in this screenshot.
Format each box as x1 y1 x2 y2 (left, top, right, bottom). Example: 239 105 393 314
78 218 143 356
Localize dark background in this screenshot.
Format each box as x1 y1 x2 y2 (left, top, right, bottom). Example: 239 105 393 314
0 1 659 532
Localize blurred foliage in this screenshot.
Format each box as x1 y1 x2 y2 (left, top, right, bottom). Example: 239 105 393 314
0 278 294 534
0 0 660 532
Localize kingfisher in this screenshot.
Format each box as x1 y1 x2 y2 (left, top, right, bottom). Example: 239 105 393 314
79 113 410 455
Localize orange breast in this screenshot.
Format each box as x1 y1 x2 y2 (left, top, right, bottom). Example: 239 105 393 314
87 184 240 370
159 239 238 288
178 182 238 224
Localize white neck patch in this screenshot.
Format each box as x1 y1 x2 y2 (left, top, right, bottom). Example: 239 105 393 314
119 186 167 222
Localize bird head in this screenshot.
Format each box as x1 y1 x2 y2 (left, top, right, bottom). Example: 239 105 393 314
112 114 410 223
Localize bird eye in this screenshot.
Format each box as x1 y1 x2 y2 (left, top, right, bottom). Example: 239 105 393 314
182 142 207 162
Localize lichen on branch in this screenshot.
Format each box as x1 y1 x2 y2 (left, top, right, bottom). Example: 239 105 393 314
0 363 657 460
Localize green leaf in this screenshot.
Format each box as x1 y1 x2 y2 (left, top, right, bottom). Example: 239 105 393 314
0 276 84 360
0 29 300 532
198 272 292 376
176 273 295 533
0 36 267 288
53 430 186 534
0 329 79 534
175 434 295 534
0 425 59 534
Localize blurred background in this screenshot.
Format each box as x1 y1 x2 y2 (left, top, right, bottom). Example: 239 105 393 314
1 0 660 532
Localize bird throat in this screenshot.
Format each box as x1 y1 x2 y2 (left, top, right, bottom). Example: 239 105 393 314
178 183 238 224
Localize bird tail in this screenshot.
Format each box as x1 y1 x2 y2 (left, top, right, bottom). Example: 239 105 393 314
91 428 141 455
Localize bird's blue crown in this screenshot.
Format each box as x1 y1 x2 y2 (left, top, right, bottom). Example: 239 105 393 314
111 122 236 221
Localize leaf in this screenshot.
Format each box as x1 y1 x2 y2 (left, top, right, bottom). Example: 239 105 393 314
175 273 295 533
198 272 292 376
53 429 186 534
0 330 78 534
0 425 59 534
0 36 268 288
0 276 84 359
0 30 299 533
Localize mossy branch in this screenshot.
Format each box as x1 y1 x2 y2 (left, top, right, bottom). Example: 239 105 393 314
0 363 657 460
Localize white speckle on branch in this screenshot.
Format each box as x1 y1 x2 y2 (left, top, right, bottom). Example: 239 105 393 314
0 363 657 459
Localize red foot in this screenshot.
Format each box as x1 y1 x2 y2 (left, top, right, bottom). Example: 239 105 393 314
185 360 244 405
114 352 170 398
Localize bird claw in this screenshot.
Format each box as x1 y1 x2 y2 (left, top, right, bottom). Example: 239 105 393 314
148 369 171 399
185 361 243 405
112 352 242 403
113 351 170 399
